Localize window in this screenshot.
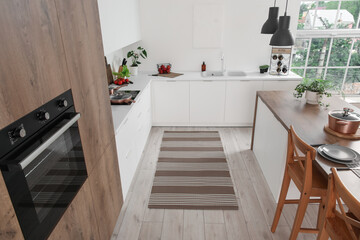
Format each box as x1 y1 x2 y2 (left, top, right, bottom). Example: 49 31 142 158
291 0 360 95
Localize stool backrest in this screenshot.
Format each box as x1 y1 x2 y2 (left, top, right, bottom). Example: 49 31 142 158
328 168 360 240
288 126 317 191
289 125 317 161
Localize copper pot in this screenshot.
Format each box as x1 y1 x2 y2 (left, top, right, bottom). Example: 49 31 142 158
328 108 360 134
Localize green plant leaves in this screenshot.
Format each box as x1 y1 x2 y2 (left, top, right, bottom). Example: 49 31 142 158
127 47 147 66
294 78 332 101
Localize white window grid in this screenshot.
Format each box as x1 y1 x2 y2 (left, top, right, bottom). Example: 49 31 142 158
291 0 360 95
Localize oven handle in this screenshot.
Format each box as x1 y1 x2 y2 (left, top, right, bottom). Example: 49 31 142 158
18 113 81 170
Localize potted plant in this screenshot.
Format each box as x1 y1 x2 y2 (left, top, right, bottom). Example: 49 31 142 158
127 46 147 76
112 65 130 83
294 78 332 105
259 65 269 73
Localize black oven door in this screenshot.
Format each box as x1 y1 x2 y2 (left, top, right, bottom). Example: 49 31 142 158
1 110 87 240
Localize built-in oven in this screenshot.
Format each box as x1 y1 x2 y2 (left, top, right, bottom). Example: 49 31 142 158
0 89 87 240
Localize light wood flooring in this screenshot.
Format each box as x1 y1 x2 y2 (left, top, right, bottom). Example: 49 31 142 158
111 127 319 240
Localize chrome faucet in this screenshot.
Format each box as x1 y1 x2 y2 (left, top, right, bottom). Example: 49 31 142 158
221 53 226 73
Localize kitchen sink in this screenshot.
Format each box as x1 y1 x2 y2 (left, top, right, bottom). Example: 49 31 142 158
201 71 247 77
226 71 247 77
202 71 225 77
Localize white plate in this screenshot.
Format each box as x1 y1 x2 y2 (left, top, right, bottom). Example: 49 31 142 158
322 145 357 161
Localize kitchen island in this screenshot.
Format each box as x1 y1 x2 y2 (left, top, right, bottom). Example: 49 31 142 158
252 91 360 201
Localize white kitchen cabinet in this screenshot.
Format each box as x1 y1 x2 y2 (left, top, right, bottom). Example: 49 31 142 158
224 81 263 126
115 84 152 199
253 98 300 201
98 0 141 54
151 77 302 126
263 80 301 91
152 80 190 125
189 81 226 124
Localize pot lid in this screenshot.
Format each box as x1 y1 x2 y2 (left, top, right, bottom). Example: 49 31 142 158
329 108 360 121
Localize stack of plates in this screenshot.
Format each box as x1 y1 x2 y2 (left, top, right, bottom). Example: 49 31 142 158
317 145 360 165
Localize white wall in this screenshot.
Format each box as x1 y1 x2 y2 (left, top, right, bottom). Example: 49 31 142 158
134 0 301 72
98 0 141 55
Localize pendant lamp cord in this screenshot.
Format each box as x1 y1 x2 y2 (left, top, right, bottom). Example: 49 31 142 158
274 0 277 7
285 0 289 16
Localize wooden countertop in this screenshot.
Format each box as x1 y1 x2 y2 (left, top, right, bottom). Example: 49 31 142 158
257 91 360 146
254 91 360 199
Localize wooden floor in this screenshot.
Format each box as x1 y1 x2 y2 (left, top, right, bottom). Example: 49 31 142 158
111 127 319 240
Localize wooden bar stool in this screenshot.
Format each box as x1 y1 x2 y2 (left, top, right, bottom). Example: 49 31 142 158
317 168 360 240
271 125 328 240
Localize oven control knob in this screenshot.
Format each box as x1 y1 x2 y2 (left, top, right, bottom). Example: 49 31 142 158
37 111 50 121
12 127 26 139
58 99 68 108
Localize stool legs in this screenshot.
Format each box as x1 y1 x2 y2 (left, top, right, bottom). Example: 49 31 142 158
271 167 291 232
289 191 310 240
316 196 326 230
317 224 330 240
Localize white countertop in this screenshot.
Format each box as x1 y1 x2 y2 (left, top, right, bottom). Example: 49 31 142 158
146 71 302 81
111 71 303 134
111 74 151 135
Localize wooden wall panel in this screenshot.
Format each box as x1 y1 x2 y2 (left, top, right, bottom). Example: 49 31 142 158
0 0 71 129
0 0 71 236
54 0 116 173
0 0 123 238
89 141 123 240
48 180 100 240
0 173 23 240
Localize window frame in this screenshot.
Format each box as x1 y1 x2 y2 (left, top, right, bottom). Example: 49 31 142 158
292 0 360 96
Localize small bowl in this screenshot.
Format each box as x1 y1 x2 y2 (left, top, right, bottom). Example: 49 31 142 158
157 63 172 74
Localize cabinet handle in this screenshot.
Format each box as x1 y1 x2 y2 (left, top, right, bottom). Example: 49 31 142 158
137 111 143 119
122 117 128 126
137 124 143 132
203 80 213 82
125 149 132 159
166 80 177 82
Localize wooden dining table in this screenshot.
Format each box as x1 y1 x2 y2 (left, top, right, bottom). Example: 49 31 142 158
252 91 360 201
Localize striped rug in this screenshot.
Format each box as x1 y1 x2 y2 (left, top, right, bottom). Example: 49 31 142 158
148 131 238 210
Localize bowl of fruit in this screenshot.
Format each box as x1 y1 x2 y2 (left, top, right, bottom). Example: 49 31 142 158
157 63 172 74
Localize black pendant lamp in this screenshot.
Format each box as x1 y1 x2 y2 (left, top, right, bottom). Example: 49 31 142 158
261 0 279 34
270 0 294 46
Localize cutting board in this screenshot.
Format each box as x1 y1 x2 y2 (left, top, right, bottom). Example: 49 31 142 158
324 125 360 140
154 72 184 78
105 57 113 84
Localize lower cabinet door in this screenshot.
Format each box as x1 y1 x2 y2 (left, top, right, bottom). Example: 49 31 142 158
115 118 135 200
224 80 263 125
189 81 226 124
152 81 190 125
